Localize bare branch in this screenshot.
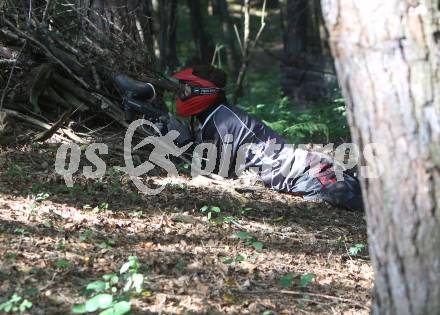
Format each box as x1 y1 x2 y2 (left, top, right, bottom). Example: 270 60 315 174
4 18 90 89
232 0 267 104
233 24 244 55
42 0 52 23
0 42 26 111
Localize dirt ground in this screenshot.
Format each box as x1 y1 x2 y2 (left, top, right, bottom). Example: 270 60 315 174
0 144 372 314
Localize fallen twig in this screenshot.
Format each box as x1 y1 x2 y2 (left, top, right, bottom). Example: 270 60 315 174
233 289 369 310
32 110 73 142
2 109 88 144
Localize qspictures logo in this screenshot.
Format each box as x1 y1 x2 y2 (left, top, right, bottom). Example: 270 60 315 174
54 119 387 195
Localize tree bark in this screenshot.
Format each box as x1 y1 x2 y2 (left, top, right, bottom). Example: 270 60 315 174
166 0 179 71
283 0 308 59
154 0 179 71
321 1 440 314
187 0 214 64
282 0 337 103
216 0 239 75
210 0 219 16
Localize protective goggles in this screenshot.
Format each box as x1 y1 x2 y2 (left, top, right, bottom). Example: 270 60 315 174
178 82 224 101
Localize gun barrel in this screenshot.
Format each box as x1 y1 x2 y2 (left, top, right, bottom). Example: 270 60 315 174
125 98 167 119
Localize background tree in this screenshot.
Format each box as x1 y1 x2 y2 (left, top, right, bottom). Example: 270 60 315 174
322 0 440 314
215 0 239 75
186 0 215 64
282 0 337 104
151 0 180 72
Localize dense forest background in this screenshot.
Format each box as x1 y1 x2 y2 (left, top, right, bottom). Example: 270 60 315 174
0 0 350 145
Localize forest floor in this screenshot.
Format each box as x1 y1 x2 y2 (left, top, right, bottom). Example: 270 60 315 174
0 143 373 314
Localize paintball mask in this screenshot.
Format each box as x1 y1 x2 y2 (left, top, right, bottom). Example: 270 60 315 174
178 82 224 101
173 68 223 117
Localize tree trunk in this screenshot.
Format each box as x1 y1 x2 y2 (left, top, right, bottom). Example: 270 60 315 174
155 0 179 71
141 0 157 67
283 0 308 58
321 1 440 314
166 0 179 71
187 0 214 64
216 0 239 75
211 0 219 16
282 0 337 104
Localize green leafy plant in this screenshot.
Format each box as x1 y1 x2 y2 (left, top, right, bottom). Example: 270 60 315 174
223 254 246 266
93 202 109 213
220 215 235 223
73 256 144 315
5 164 29 182
30 182 44 194
128 192 142 204
35 192 50 202
349 243 365 256
55 258 72 270
252 242 264 250
178 163 190 173
57 240 67 250
337 236 352 249
65 184 86 199
72 294 115 314
43 219 52 228
80 229 93 242
106 167 124 194
238 207 253 216
107 166 124 179
99 239 116 249
13 228 26 235
174 260 187 273
168 182 187 191
200 205 222 221
239 79 350 144
235 231 249 240
234 231 264 251
299 273 315 288
31 142 41 149
279 273 316 289
279 273 295 289
0 293 32 313
132 210 144 218
283 122 330 143
212 214 243 226
4 252 18 262
119 256 144 294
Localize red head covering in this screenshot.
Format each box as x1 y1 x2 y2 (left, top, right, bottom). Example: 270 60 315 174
172 68 220 117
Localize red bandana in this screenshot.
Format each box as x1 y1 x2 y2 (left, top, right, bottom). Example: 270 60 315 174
172 68 220 117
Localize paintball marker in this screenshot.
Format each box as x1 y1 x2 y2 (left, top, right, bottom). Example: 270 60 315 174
113 74 168 122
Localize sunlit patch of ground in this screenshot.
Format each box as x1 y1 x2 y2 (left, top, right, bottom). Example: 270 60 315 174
0 145 372 314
